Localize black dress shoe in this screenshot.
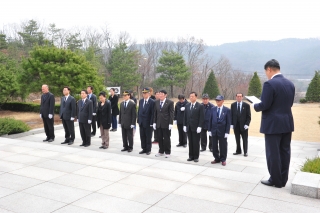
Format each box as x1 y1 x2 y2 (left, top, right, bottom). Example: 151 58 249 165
68 141 74 145
200 149 206 152
176 144 183 147
121 148 128 152
128 149 132 152
244 153 248 157
43 138 49 142
99 136 101 138
261 180 280 187
61 141 69 144
233 152 241 155
91 134 95 137
146 151 151 155
84 145 90 147
48 139 54 142
194 159 199 162
139 150 146 154
183 145 187 148
187 158 194 161
80 144 85 146
99 146 104 149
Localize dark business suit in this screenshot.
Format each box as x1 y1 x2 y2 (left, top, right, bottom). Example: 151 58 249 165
254 74 295 187
153 99 174 154
109 95 119 130
97 101 112 129
200 102 215 150
174 100 188 146
137 98 155 152
77 99 93 146
119 100 137 150
88 93 97 135
209 106 231 162
60 95 76 142
183 102 204 160
40 92 55 140
231 101 251 154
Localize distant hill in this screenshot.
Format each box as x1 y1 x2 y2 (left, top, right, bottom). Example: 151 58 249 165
206 38 320 79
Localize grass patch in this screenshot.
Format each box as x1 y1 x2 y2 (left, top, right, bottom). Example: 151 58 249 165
0 117 30 135
301 157 320 174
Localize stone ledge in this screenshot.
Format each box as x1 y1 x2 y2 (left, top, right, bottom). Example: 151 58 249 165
291 171 320 199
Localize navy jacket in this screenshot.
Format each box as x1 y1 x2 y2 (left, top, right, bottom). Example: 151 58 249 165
59 95 76 120
137 98 155 128
202 102 215 129
209 106 231 137
254 74 295 134
174 99 188 125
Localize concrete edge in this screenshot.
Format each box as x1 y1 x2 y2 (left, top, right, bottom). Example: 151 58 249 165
291 171 320 199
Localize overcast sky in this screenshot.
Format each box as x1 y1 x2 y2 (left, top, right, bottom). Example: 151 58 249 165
1 0 319 46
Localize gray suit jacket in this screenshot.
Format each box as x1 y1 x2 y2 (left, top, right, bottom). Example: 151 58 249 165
153 99 174 128
119 100 137 129
88 93 97 113
183 102 204 132
77 99 93 124
60 96 76 120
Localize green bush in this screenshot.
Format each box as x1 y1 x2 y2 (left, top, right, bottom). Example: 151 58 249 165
1 102 60 114
0 117 30 135
299 98 307 103
301 157 320 174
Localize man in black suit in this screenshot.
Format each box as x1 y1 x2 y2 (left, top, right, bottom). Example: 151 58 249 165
119 90 137 152
77 90 93 147
208 95 231 166
152 91 160 143
174 94 188 148
108 88 119 132
153 90 174 158
183 92 204 162
40 84 55 142
253 59 295 188
60 86 76 145
200 94 215 152
137 88 155 155
87 86 97 137
231 93 251 157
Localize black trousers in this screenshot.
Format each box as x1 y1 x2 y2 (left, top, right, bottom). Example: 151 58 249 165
140 125 153 152
157 128 171 154
212 135 228 162
153 128 158 142
79 122 91 145
200 128 212 150
265 132 291 187
62 119 75 141
187 128 200 159
122 127 133 149
177 124 187 145
90 115 96 135
42 117 55 139
234 122 248 154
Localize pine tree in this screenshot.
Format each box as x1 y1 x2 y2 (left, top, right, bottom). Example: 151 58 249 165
248 72 262 97
202 71 219 98
305 71 320 102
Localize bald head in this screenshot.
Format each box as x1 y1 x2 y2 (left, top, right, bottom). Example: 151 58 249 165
42 85 49 93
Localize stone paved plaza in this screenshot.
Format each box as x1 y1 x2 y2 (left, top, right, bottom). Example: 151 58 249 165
0 124 320 213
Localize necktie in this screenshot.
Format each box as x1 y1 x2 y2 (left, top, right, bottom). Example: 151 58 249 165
144 100 147 108
124 102 127 108
63 97 66 107
160 102 163 109
217 107 220 119
191 104 194 110
237 103 240 113
82 100 85 107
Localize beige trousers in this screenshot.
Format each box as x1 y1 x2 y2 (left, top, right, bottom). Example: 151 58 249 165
100 125 110 147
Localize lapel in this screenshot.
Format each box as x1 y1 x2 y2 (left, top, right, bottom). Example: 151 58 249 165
213 107 218 122
143 99 150 112
220 107 226 120
80 99 86 111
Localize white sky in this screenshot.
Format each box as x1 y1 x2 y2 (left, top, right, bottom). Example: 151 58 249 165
1 0 320 45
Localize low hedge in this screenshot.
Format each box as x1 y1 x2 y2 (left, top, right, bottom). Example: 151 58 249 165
1 102 60 114
0 117 30 135
301 157 320 174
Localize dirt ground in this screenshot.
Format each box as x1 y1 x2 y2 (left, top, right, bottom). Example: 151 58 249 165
0 100 319 142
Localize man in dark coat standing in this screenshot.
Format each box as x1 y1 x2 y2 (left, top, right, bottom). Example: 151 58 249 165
183 92 204 162
119 90 137 152
231 93 251 156
40 84 55 142
137 88 155 155
200 93 215 152
108 88 119 132
209 95 231 166
253 59 295 188
87 86 97 137
153 90 174 158
60 86 76 145
174 94 188 148
77 90 93 147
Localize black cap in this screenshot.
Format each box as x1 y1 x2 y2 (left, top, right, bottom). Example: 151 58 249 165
159 89 167 94
202 93 209 99
215 95 224 101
